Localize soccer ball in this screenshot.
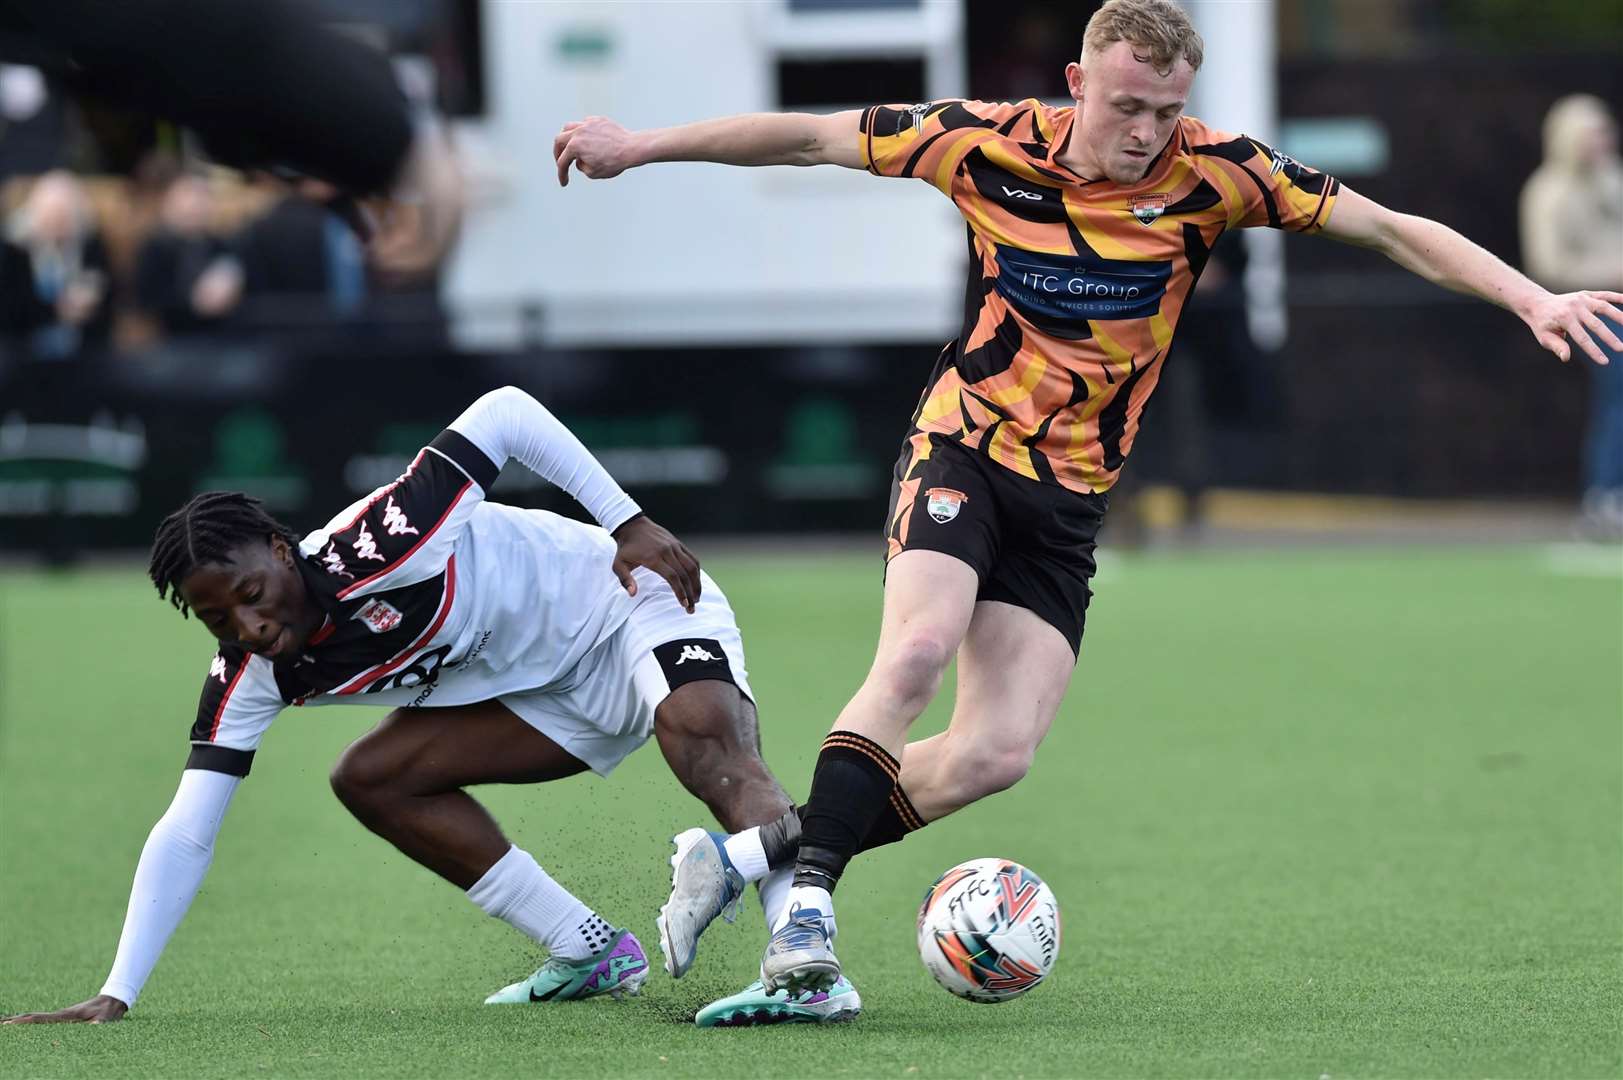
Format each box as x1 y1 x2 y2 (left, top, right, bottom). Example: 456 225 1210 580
916 857 1061 1003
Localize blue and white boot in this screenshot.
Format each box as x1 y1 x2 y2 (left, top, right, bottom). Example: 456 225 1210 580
695 976 862 1027
657 827 746 978
760 903 839 995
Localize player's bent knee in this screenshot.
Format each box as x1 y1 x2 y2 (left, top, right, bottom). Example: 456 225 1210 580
871 634 955 712
329 735 404 817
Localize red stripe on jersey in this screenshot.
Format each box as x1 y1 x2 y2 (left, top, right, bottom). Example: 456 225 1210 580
308 617 336 647
335 479 472 601
208 660 252 742
334 556 457 696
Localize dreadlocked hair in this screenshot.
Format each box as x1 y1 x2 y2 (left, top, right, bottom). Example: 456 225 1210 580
148 491 300 618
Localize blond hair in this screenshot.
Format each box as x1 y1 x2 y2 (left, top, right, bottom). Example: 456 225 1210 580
1083 0 1204 76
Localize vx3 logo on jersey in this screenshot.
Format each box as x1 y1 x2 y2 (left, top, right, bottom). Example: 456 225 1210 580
1002 186 1044 201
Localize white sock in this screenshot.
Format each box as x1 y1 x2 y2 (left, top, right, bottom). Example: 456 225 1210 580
757 867 793 928
466 845 603 961
724 827 771 882
774 883 833 932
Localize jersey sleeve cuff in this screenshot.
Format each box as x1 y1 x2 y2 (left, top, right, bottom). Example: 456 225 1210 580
429 428 501 492
597 496 644 536
185 744 255 777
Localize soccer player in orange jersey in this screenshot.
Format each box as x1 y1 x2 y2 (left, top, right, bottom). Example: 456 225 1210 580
555 0 1623 1025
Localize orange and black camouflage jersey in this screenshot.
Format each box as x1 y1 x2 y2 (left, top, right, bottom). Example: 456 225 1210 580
860 99 1340 494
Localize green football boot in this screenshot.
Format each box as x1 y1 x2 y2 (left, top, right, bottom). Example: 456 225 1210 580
483 928 649 1004
694 976 862 1028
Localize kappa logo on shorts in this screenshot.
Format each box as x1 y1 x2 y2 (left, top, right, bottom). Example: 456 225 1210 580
653 638 736 690
353 598 403 634
925 487 968 524
674 644 720 665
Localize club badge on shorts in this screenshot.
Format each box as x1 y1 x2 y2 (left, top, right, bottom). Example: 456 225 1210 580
1129 192 1168 225
926 487 968 523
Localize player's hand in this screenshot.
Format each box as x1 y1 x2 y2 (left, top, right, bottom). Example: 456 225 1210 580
2 995 128 1024
553 117 638 186
1525 290 1623 365
611 514 702 613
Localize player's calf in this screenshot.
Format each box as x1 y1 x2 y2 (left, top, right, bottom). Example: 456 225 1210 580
653 681 794 832
927 733 1037 812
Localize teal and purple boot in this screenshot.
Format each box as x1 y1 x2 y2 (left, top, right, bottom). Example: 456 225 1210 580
483 928 649 1004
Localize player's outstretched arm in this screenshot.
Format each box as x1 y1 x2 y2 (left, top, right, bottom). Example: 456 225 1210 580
1320 186 1623 365
553 111 865 185
446 387 703 609
2 769 242 1025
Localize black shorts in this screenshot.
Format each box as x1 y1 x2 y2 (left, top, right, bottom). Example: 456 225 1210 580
884 432 1108 656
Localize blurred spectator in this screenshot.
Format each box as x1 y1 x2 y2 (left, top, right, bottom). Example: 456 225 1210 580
238 184 370 328
0 64 69 181
969 9 1071 102
235 180 447 350
134 173 243 335
0 170 111 358
1521 95 1623 538
2 0 462 281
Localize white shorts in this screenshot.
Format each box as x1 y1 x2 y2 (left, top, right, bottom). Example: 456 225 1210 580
498 569 754 776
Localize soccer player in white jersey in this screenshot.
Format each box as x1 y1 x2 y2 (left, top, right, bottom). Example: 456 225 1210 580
1 386 857 1027
555 0 1623 1027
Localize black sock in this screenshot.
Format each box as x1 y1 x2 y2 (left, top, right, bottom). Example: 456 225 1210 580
860 784 925 851
793 731 898 891
759 805 802 869
761 784 926 871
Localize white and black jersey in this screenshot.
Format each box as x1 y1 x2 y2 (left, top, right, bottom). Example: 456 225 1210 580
94 386 760 1011
188 390 648 779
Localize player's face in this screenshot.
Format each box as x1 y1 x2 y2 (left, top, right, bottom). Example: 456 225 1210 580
1066 41 1195 184
179 536 323 661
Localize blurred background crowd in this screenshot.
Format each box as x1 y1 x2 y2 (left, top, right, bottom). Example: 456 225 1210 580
0 0 1618 558
0 164 448 357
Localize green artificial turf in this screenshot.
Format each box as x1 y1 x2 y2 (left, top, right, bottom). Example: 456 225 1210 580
2 545 1619 1078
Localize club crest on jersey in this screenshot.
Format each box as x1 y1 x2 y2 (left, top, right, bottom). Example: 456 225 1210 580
354 598 403 634
1129 192 1169 225
209 654 229 682
905 102 932 132
925 487 968 523
322 542 353 579
382 495 418 537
